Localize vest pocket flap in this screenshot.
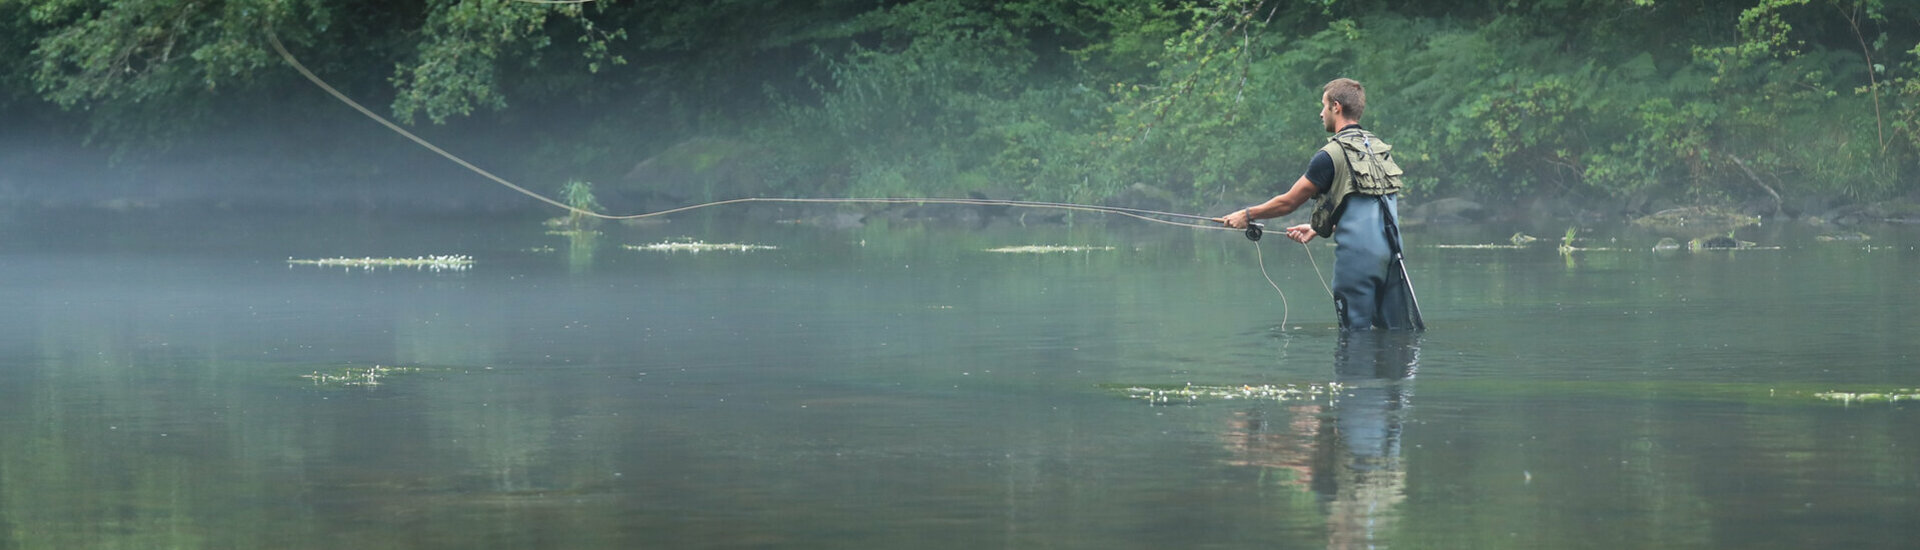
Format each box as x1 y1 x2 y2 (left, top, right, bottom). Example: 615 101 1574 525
1374 155 1404 177
1348 152 1403 179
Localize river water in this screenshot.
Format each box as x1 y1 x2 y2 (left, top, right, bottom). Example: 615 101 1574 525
1 210 1915 549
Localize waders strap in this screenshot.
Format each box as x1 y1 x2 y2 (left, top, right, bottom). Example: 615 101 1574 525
1379 199 1426 331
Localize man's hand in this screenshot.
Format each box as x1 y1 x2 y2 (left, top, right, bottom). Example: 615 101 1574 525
1285 224 1316 244
1218 208 1251 229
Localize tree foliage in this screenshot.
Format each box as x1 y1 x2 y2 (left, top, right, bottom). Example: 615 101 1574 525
2 0 1917 213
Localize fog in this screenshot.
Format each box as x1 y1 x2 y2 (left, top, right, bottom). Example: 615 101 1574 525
0 102 635 216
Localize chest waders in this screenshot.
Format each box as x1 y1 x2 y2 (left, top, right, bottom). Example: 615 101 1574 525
1313 128 1425 331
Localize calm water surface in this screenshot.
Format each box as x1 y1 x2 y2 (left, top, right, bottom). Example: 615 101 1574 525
1 211 1916 549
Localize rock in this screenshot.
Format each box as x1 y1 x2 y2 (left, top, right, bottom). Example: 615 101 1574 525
966 190 1015 227
1814 232 1870 242
1866 199 1920 224
1687 235 1754 250
1521 195 1583 225
1509 233 1538 246
1824 204 1871 227
1411 197 1486 225
1107 183 1177 214
1652 237 1682 252
618 138 772 203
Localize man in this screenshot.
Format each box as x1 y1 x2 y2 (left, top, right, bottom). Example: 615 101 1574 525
1219 78 1418 330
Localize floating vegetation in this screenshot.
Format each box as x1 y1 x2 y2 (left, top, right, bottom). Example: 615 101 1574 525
617 217 670 227
1108 383 1342 405
1812 389 1920 404
1432 230 1641 251
1414 379 1920 407
1431 243 1529 249
625 240 777 253
287 255 472 271
1814 232 1871 242
1632 206 1760 236
300 365 423 387
984 245 1117 253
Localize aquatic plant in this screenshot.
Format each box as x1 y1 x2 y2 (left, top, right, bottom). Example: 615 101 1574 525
300 365 422 387
624 240 777 253
287 255 473 271
558 179 604 231
1108 383 1342 405
984 245 1117 253
1431 243 1529 249
1813 390 1920 404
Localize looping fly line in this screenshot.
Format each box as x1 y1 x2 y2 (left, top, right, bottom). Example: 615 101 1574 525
266 26 1332 320
266 30 1232 232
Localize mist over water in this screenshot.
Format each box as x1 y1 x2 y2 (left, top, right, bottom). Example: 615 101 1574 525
0 209 1916 549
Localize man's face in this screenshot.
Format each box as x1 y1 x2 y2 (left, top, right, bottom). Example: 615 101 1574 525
1320 92 1336 133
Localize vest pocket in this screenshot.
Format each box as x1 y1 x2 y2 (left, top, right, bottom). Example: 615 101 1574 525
1347 149 1402 194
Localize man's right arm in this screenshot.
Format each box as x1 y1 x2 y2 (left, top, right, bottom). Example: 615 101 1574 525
1249 177 1319 220
1219 149 1331 229
1220 177 1318 229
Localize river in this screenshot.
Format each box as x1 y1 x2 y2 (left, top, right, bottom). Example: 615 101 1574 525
1 210 1914 549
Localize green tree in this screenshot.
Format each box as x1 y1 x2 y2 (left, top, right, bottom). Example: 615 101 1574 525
3 0 1916 212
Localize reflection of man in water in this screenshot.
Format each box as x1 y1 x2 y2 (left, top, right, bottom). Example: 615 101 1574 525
1220 331 1417 549
1319 331 1416 549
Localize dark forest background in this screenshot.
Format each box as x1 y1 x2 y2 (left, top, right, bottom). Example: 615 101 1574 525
1 0 1916 220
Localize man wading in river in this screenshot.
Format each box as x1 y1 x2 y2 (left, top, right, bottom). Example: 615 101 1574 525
1219 78 1420 330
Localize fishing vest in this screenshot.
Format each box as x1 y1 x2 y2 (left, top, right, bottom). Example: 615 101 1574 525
1309 128 1404 238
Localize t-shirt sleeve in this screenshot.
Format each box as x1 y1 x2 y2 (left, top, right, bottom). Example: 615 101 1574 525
1304 150 1334 195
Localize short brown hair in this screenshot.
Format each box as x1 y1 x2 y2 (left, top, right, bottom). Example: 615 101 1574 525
1323 78 1365 120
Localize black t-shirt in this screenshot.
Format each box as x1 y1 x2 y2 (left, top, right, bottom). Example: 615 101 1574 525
1305 150 1334 196
1303 124 1364 196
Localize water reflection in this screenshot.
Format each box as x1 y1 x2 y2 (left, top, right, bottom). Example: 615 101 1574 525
1224 331 1418 549
563 229 598 273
